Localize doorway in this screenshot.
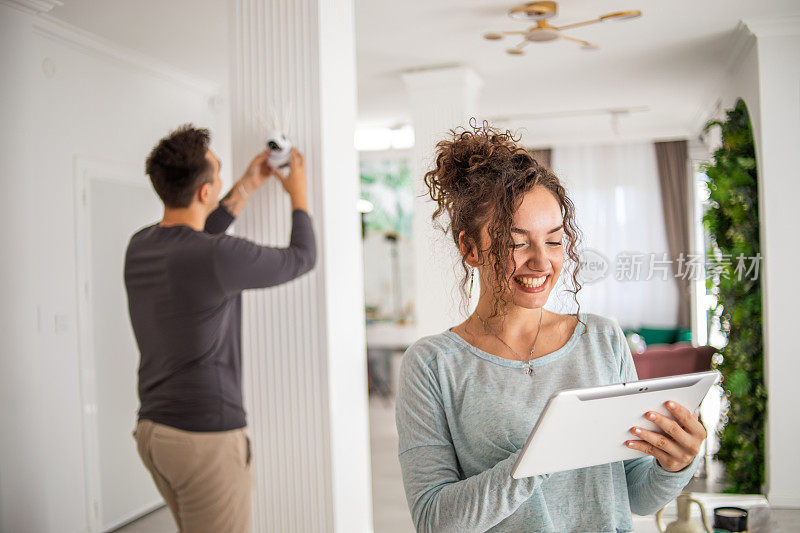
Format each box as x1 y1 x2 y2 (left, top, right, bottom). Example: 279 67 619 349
75 158 164 531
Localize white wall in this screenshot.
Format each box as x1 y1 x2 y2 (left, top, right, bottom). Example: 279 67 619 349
713 27 761 140
0 3 230 531
699 19 800 506
747 20 800 508
403 67 482 337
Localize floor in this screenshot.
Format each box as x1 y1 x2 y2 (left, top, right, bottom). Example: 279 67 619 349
368 396 416 533
117 353 800 532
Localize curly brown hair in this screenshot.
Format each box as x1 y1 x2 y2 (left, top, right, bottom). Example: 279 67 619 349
423 118 584 323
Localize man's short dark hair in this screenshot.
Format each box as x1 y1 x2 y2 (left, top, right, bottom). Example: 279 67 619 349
145 124 213 208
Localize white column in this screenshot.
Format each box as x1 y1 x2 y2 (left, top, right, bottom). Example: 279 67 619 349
402 67 483 337
744 16 800 508
229 1 372 531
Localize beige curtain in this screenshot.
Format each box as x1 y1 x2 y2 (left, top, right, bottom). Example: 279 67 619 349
529 148 552 169
654 140 690 329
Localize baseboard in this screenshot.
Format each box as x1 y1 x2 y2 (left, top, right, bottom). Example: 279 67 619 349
104 499 165 532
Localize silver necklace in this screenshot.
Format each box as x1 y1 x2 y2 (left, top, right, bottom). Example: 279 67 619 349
475 308 543 376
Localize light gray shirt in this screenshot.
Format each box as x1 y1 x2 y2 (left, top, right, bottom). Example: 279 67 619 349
395 312 698 532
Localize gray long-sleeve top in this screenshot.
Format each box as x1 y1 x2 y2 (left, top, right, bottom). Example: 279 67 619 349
124 206 316 431
395 312 699 532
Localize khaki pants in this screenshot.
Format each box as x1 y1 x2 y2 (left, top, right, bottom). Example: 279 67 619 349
134 419 253 533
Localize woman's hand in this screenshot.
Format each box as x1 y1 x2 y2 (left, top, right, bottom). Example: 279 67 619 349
625 401 706 472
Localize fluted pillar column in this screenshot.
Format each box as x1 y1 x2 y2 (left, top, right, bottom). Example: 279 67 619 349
402 66 483 336
229 1 372 531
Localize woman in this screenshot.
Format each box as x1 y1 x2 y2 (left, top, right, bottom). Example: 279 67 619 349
395 122 705 532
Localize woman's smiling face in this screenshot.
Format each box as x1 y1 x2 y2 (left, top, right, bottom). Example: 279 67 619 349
475 185 565 310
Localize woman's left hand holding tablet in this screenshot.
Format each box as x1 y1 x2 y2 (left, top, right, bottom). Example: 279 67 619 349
625 401 707 472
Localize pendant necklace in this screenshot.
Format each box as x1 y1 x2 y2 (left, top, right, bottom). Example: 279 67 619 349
475 308 543 376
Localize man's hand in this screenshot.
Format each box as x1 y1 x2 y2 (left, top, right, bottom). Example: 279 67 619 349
625 401 706 472
219 148 308 216
241 150 278 190
217 150 278 217
274 148 308 211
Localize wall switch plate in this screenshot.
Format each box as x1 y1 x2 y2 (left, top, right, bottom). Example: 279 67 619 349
54 313 70 333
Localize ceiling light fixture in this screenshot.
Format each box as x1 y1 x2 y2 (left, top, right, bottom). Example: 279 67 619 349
483 1 642 55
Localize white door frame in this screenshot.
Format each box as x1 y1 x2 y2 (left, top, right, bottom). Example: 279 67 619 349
72 156 163 532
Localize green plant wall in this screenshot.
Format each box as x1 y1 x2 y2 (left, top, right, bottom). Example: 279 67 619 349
702 99 765 493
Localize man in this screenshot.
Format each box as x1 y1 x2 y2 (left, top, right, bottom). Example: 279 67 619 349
124 125 315 532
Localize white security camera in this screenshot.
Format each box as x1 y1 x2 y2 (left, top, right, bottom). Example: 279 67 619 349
265 130 292 169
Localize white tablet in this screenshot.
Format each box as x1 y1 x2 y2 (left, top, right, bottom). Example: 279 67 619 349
510 370 720 479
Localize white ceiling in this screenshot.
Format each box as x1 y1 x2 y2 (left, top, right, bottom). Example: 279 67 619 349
52 0 800 144
354 0 799 143
51 0 230 84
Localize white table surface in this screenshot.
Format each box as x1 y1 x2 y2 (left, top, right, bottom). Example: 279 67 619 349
365 322 418 350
